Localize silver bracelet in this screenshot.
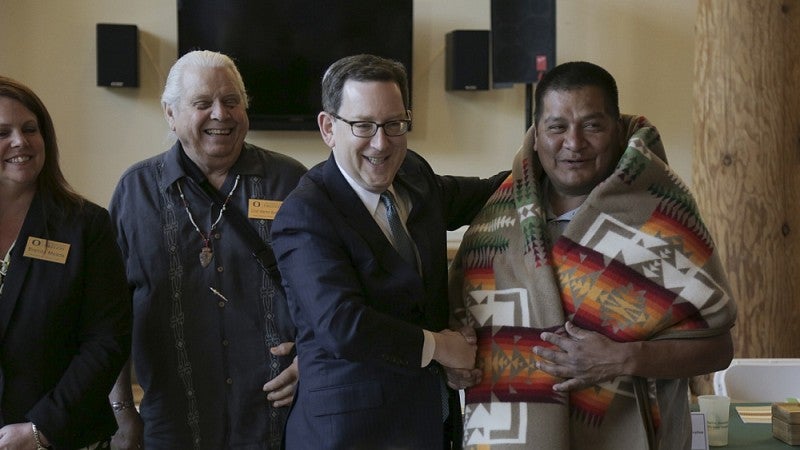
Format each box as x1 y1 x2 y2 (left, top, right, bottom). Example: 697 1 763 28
111 399 136 412
31 423 50 450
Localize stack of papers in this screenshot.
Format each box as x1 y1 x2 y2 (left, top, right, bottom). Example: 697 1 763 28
736 405 773 424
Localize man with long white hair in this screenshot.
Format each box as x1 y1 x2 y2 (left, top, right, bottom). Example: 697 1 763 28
109 50 306 449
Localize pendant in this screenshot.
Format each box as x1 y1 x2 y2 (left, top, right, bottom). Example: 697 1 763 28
199 246 213 267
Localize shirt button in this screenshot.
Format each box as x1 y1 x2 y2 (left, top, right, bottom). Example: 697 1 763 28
222 339 229 346
213 233 221 239
218 301 225 308
226 378 233 385
217 266 224 272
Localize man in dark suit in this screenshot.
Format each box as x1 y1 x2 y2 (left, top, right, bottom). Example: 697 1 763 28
271 54 507 449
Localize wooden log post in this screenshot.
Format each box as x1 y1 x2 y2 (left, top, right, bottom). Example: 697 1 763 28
694 0 800 357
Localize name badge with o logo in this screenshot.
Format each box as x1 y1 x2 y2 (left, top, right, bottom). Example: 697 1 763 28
23 236 71 264
248 199 282 220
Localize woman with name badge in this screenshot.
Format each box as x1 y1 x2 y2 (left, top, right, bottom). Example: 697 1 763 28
0 76 131 449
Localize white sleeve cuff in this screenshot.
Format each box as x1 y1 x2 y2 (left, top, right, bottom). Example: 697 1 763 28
421 329 435 367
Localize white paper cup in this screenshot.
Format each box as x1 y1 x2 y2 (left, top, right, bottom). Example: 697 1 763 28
698 394 731 446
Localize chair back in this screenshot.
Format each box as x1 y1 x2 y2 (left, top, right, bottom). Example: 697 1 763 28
713 358 800 403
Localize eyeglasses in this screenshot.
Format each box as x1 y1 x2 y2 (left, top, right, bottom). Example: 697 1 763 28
329 112 411 138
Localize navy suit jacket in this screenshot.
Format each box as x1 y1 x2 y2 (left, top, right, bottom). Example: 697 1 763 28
0 193 131 449
272 151 507 449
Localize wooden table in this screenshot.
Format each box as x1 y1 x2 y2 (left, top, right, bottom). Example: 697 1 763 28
715 403 794 449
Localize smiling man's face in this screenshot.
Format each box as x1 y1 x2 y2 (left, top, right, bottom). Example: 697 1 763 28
165 65 249 171
534 86 624 197
321 80 408 194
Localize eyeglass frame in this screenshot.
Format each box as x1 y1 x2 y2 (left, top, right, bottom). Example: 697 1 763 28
327 112 412 138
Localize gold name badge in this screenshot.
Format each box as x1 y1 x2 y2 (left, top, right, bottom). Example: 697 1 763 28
248 199 282 220
23 236 71 264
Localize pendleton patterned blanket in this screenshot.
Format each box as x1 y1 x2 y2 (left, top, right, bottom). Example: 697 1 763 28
449 116 737 449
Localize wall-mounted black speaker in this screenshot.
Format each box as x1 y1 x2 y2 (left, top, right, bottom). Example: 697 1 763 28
445 30 490 91
96 23 139 87
491 0 556 85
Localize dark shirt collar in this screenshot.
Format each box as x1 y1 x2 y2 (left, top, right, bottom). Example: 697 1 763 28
160 141 265 193
177 144 208 185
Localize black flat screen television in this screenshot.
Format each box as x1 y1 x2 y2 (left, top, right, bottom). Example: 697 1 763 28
177 0 413 131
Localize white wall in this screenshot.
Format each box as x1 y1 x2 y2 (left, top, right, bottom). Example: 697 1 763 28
0 0 697 207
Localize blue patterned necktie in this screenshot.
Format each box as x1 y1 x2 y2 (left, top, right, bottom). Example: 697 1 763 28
380 191 417 269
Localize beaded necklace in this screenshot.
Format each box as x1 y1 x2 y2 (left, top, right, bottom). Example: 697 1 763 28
0 241 13 295
176 175 240 267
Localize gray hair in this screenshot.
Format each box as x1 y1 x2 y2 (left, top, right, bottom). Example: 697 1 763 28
161 50 249 109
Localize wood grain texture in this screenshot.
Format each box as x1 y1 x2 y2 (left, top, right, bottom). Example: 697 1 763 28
694 0 800 358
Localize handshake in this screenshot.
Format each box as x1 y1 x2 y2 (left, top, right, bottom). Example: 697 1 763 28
432 327 483 390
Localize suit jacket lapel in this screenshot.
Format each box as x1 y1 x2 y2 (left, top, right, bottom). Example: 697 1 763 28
395 163 432 276
322 154 393 251
0 194 45 343
322 154 418 276
394 156 446 329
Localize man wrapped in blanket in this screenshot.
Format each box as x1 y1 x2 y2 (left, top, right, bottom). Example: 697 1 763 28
448 61 737 450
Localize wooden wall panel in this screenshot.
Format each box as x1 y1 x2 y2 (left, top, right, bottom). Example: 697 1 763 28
781 1 800 357
694 0 800 357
